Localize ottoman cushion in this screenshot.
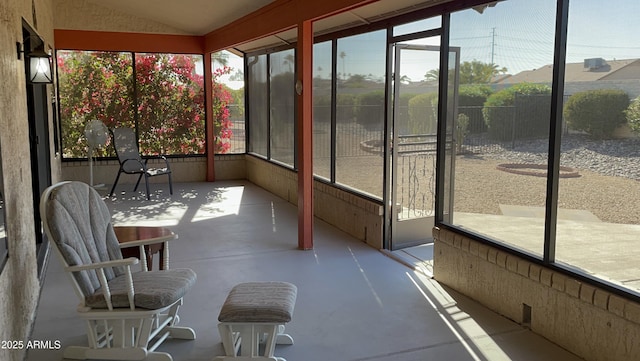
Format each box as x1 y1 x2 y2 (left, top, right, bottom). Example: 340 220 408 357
218 282 297 323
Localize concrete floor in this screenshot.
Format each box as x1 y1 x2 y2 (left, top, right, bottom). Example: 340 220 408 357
28 180 584 361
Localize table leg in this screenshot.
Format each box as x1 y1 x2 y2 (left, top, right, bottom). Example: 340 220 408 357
145 245 154 271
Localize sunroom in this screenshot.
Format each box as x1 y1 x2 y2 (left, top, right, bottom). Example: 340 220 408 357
3 0 640 360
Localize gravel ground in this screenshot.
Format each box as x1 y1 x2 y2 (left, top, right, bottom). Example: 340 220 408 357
466 133 640 180
456 134 640 224
316 133 640 225
454 157 640 224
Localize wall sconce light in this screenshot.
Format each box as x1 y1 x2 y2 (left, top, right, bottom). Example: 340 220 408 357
17 41 53 84
295 80 303 95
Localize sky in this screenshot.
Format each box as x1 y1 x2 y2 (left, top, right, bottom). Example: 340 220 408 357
217 0 640 85
450 0 640 75
214 51 245 90
321 0 640 81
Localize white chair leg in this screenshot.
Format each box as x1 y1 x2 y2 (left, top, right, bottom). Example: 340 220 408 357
167 326 196 340
275 324 294 345
238 325 259 357
217 323 291 360
62 345 91 360
146 351 173 361
218 323 239 356
262 325 279 357
214 357 278 361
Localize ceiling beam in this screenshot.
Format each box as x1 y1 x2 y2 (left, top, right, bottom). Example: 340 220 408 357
54 30 204 54
204 0 378 53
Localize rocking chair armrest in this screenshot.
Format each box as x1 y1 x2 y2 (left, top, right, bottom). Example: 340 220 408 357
65 257 139 272
67 258 138 311
118 235 176 249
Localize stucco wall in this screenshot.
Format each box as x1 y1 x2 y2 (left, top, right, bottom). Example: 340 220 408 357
0 1 55 360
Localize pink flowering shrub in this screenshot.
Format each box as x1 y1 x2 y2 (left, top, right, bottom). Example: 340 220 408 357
57 51 234 157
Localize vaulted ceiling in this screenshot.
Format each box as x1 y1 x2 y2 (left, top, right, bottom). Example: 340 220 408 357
82 0 453 52
82 0 276 36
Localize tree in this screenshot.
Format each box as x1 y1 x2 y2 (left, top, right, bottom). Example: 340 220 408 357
57 51 134 158
339 51 346 80
229 69 244 81
135 53 206 155
212 51 229 68
344 74 367 88
459 60 506 84
283 53 295 73
211 66 235 153
424 69 439 82
57 51 234 158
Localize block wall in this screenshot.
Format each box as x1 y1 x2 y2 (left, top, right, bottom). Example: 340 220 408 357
433 227 640 361
246 155 383 248
61 154 246 185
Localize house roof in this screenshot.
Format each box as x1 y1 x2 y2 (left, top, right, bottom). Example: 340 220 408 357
497 58 640 84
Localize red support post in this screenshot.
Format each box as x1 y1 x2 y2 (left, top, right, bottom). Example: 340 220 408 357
297 20 314 250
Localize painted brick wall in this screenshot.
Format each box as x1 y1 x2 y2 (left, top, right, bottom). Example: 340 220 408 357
246 155 383 248
61 154 247 185
433 226 640 361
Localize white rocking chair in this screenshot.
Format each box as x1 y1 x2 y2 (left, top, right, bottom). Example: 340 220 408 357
40 181 196 361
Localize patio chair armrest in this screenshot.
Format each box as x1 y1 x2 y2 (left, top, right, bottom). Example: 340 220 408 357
65 257 139 272
143 155 171 171
121 158 146 172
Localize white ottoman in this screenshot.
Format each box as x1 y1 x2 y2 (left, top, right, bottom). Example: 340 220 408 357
216 282 297 361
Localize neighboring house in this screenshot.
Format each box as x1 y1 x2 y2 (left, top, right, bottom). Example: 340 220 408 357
496 58 640 98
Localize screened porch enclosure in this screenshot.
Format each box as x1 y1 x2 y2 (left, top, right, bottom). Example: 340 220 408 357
241 0 640 298
54 0 640 303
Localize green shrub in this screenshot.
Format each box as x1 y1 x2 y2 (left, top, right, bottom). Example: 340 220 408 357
396 93 418 133
313 93 359 123
459 84 493 106
313 94 331 123
458 84 493 133
270 72 295 125
355 90 385 128
625 96 640 134
408 92 438 135
456 113 470 153
336 93 356 121
482 83 551 141
564 89 629 139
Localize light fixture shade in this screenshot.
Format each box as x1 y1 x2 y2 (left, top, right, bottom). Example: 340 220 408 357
28 49 53 84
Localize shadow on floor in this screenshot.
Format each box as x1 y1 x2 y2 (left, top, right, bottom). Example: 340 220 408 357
27 181 583 361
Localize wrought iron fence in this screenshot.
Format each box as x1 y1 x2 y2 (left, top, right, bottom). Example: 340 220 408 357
310 100 566 161
225 104 246 154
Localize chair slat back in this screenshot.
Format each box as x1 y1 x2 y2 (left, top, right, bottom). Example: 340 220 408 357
41 182 123 298
112 128 143 173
